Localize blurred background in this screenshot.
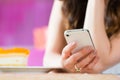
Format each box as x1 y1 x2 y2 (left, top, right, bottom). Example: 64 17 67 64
0 0 53 66
0 0 52 48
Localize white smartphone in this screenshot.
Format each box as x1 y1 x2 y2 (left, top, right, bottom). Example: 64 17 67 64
64 29 95 53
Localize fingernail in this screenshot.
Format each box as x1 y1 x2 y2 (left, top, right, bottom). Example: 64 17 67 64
70 42 76 46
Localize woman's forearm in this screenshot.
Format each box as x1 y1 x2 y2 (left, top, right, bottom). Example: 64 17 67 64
43 52 62 68
84 0 110 64
43 0 65 68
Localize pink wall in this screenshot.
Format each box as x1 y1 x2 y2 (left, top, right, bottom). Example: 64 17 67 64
0 0 53 46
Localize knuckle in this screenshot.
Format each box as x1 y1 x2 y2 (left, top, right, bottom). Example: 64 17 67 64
81 46 94 54
89 52 96 58
62 47 68 54
79 59 90 68
70 55 78 62
87 59 98 69
76 51 83 56
84 53 95 63
83 57 93 65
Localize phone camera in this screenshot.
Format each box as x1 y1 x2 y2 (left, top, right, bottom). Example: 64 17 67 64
66 34 70 37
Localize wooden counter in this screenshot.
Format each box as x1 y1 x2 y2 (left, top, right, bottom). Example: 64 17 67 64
0 73 119 80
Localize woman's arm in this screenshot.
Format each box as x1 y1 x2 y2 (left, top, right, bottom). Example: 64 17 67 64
43 0 66 67
43 0 98 73
84 0 120 72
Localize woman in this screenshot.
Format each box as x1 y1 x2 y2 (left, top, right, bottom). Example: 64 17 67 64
43 0 120 73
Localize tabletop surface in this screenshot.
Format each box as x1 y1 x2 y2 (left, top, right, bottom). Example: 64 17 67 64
0 73 119 80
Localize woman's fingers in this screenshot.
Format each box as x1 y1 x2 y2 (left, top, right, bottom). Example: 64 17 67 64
67 46 94 65
61 42 76 72
81 56 99 73
61 45 95 72
87 56 99 70
76 51 96 69
62 42 76 60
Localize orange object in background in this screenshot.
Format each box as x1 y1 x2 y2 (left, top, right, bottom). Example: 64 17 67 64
0 48 29 66
33 26 48 50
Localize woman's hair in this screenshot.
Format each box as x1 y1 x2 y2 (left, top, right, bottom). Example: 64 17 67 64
62 0 120 38
105 0 120 37
61 0 88 29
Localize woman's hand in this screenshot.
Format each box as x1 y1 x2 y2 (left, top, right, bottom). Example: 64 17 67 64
61 42 98 73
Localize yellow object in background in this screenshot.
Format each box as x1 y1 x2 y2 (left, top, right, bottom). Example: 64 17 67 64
0 48 30 66
0 48 2 49
0 48 29 54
